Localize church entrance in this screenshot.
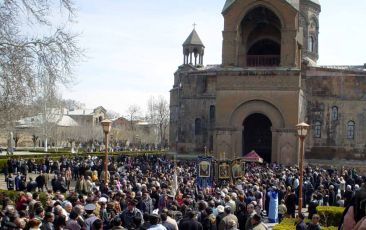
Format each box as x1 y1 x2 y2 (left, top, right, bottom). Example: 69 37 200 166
243 113 272 163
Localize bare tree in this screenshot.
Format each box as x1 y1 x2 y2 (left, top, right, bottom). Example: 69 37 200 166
62 99 86 111
126 105 141 132
0 0 81 129
106 110 120 119
32 134 39 148
33 89 64 152
147 96 170 146
13 132 21 147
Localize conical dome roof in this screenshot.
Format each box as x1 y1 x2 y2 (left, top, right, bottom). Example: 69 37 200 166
183 29 204 47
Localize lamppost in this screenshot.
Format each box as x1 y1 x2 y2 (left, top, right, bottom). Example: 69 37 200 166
101 119 112 184
296 122 310 214
176 82 182 153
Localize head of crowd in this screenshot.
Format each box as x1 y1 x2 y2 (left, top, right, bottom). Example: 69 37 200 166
1 154 366 230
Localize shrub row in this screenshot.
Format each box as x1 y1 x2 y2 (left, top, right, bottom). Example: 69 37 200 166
0 150 167 159
273 218 338 230
316 206 345 227
0 150 167 168
0 189 49 208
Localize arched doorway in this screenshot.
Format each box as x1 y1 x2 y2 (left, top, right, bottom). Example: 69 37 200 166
243 113 272 162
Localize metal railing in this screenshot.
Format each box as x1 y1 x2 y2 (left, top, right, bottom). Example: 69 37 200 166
247 55 280 67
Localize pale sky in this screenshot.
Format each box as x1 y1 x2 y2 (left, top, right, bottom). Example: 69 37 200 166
62 0 366 117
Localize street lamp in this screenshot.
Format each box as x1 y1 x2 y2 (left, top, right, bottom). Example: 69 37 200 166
101 119 112 184
296 122 310 214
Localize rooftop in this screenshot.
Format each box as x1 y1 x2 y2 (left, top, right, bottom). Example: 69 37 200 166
183 29 204 47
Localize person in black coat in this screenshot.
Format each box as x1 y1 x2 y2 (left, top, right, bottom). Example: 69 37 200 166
236 203 247 230
36 171 46 192
328 185 336 206
307 214 321 230
295 213 307 230
308 194 319 220
286 189 297 218
179 211 203 230
6 173 15 190
26 177 37 192
201 208 217 230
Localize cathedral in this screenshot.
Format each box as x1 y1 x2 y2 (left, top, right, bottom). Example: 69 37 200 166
169 0 366 165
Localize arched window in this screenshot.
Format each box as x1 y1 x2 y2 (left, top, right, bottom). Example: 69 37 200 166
209 105 215 123
308 36 314 52
347 121 355 139
331 106 338 121
195 118 202 135
314 121 321 138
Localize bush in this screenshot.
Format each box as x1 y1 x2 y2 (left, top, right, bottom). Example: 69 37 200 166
0 190 49 208
316 206 345 227
273 218 339 230
0 151 167 169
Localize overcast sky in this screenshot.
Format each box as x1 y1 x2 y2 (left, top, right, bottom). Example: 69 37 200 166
62 0 366 117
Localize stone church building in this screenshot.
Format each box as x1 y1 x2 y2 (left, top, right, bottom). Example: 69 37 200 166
169 0 366 165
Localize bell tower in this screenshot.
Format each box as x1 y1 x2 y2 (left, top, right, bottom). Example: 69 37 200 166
221 0 302 68
300 0 321 64
182 28 205 66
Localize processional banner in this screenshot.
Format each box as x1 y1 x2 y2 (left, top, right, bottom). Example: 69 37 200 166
232 157 247 178
196 156 213 189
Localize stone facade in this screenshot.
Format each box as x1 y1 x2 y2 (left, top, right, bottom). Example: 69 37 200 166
169 0 366 165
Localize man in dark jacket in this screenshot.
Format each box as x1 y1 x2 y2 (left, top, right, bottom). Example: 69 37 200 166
295 213 307 230
6 173 15 190
307 214 321 230
178 210 203 230
26 177 37 192
36 171 46 192
328 185 336 206
119 200 143 229
140 192 153 214
308 194 319 220
286 189 297 218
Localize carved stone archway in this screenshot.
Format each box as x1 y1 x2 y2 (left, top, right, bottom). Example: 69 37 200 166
230 100 286 162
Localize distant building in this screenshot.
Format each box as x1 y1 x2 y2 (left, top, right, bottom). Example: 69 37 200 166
170 0 366 165
112 117 158 146
13 106 106 147
16 106 106 129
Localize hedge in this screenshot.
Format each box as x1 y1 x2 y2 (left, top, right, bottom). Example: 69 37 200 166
0 151 168 169
0 189 49 208
316 206 345 227
273 218 338 230
273 206 345 230
0 150 166 159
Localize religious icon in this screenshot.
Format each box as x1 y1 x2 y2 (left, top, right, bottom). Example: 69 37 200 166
241 161 246 176
231 162 241 179
199 161 210 177
219 163 230 179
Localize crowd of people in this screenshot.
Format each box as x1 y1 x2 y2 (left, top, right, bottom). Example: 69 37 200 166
1 154 366 230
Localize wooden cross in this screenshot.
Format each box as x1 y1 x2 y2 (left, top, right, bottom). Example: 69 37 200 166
193 22 197 29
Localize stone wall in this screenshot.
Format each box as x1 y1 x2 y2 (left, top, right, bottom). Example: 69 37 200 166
304 67 366 159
